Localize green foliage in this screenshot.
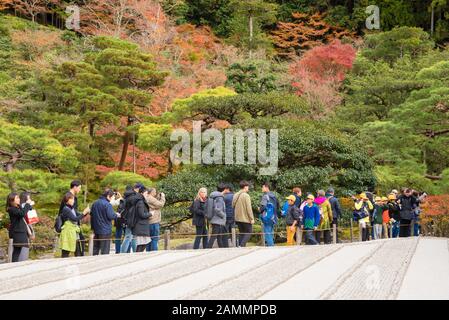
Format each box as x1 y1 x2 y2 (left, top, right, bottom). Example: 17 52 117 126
225 59 279 93
137 123 173 153
184 0 234 37
362 27 434 64
100 171 152 191
0 119 79 173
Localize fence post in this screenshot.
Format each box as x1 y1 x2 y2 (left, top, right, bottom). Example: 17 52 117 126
88 234 94 256
231 227 237 247
261 228 266 247
53 236 59 255
350 219 353 243
358 224 363 242
164 229 170 250
332 224 337 244
7 239 13 263
296 227 302 245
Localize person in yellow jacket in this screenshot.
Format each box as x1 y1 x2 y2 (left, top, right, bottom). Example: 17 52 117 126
314 190 333 244
354 193 373 241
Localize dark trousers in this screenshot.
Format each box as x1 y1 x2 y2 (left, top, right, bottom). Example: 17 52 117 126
400 219 412 237
136 244 146 252
207 224 226 248
12 246 22 262
222 221 234 248
305 230 319 245
115 224 124 254
193 225 208 249
93 234 111 255
361 227 370 241
236 222 252 247
315 230 331 244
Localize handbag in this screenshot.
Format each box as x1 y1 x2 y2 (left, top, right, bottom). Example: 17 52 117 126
25 208 39 225
23 218 34 239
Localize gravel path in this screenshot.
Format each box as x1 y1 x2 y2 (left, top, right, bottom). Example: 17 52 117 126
0 238 447 300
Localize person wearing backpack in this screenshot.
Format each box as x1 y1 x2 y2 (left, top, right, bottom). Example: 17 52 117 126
315 190 333 244
60 192 89 258
326 188 342 242
232 181 254 247
57 180 90 256
206 184 228 248
6 193 33 262
130 187 153 252
190 188 208 249
285 195 302 245
353 193 373 241
120 183 141 253
259 182 279 247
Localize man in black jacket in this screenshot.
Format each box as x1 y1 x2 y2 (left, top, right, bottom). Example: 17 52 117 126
327 188 342 242
398 188 417 238
59 180 90 256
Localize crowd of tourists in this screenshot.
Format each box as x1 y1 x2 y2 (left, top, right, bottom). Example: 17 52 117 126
4 179 426 262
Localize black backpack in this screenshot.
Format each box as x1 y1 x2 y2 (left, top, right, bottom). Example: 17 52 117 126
54 213 63 233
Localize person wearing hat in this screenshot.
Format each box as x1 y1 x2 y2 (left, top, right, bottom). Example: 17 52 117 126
285 195 302 245
387 193 401 238
372 196 386 240
302 194 320 245
354 193 373 241
381 196 390 238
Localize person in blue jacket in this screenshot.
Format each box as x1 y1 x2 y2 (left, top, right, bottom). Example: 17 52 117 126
223 184 235 248
90 189 120 255
259 182 279 247
301 194 320 245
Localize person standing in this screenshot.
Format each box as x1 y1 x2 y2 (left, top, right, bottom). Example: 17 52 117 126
120 183 141 253
114 187 131 254
372 196 386 240
90 189 120 255
190 188 208 249
130 187 153 252
301 194 320 245
398 189 417 238
291 187 302 207
145 188 166 251
6 193 33 262
285 195 302 245
259 183 279 247
326 188 342 242
387 193 401 238
59 180 90 256
354 193 373 241
315 190 333 244
223 184 235 247
18 192 37 261
60 192 89 258
233 181 254 247
207 184 227 249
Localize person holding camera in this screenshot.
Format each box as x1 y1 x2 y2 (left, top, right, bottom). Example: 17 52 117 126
145 188 166 251
6 193 33 262
354 193 373 241
90 189 121 255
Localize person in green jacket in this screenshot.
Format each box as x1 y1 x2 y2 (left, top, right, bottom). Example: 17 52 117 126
59 192 89 257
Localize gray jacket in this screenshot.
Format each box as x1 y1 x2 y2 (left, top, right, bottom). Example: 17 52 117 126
208 191 226 226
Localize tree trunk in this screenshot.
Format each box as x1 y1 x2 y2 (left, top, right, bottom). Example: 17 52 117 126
4 162 14 173
249 15 254 59
118 117 132 171
431 5 435 36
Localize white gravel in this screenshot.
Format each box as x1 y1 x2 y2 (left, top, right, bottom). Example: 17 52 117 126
0 238 447 300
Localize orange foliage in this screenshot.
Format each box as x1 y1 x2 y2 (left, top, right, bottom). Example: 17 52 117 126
421 195 449 216
271 12 356 59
